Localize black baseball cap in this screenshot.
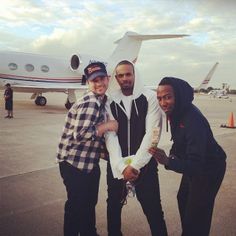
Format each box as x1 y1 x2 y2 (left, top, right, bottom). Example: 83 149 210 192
84 62 107 81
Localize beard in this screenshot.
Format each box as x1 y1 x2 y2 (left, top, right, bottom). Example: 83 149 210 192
121 85 133 95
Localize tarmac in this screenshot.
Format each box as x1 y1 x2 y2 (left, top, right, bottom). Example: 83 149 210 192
0 92 236 236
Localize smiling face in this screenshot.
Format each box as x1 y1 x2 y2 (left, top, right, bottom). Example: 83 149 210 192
115 64 135 96
157 85 175 115
88 76 109 96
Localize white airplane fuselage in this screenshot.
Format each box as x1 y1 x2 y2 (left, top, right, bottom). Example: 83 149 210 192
208 89 229 99
0 51 105 107
0 51 105 90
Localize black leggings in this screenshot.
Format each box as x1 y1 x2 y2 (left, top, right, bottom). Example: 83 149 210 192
177 161 226 236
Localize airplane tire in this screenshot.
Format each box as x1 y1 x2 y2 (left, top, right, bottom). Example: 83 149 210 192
36 96 47 106
35 99 38 105
35 97 40 105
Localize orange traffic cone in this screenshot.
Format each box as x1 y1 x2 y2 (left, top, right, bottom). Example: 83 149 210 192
228 112 235 128
220 112 236 129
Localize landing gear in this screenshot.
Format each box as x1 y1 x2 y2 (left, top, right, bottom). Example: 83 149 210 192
65 99 74 110
65 90 76 110
35 96 47 106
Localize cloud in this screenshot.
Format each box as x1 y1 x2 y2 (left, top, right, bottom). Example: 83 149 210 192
0 0 235 88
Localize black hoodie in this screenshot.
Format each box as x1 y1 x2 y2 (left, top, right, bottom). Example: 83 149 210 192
159 77 226 176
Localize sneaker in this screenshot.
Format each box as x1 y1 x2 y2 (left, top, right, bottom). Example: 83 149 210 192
4 115 10 118
9 116 13 118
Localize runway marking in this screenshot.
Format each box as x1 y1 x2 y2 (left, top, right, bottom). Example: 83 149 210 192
0 165 58 180
0 198 64 219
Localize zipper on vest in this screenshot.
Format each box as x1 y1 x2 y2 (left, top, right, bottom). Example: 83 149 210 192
128 118 130 156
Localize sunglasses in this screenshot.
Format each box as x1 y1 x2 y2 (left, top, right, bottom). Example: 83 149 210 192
115 72 133 79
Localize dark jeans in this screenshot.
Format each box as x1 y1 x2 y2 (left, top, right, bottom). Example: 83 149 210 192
59 161 100 236
106 158 168 236
177 161 226 236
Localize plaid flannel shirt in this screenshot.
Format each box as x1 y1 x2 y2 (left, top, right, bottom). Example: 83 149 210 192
57 91 108 173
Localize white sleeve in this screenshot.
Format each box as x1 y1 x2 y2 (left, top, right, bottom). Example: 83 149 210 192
130 91 162 170
105 101 126 179
105 131 126 179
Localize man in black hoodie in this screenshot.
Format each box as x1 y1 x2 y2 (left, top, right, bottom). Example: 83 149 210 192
149 77 226 236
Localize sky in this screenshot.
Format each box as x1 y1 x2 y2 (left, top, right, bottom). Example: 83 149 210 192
0 0 235 88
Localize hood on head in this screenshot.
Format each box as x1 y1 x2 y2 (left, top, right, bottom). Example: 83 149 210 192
159 77 194 118
159 77 194 137
108 60 144 102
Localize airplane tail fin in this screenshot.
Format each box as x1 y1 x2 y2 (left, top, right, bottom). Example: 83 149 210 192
108 31 189 68
197 62 219 90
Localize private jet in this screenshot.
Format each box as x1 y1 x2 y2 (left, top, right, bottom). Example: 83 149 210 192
0 31 188 109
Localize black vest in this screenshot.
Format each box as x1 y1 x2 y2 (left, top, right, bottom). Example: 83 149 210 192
110 94 148 157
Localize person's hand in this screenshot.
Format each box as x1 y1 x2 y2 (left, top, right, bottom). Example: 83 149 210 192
97 120 118 136
106 120 118 132
122 165 139 182
149 147 169 166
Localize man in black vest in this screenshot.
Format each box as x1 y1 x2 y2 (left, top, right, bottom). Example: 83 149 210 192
106 60 168 236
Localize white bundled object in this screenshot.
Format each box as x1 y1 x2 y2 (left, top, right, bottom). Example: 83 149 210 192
151 127 160 147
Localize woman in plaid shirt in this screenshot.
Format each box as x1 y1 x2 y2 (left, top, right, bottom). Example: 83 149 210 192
57 62 118 236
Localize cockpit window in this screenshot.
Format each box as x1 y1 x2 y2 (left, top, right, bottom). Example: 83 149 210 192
8 63 18 70
25 64 34 72
41 65 49 72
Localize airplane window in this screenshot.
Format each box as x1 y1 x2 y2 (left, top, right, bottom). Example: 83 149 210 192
41 65 49 72
25 64 34 72
8 63 18 70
